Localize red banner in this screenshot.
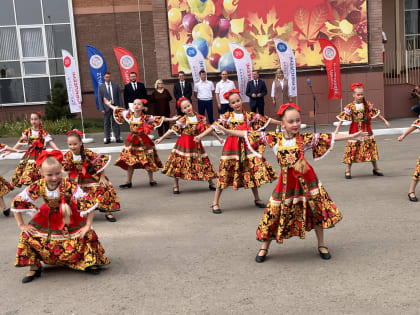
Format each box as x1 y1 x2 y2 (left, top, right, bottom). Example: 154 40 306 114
319 39 342 100
113 47 139 85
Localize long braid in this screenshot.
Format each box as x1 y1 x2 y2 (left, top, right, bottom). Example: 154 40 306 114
67 132 96 175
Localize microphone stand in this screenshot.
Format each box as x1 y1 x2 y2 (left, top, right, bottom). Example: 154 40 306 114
307 82 319 133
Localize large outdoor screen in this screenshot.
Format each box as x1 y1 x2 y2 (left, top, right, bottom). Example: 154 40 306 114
167 0 368 75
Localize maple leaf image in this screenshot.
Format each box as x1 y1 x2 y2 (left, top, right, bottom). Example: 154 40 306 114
295 42 323 67
332 35 364 63
294 3 331 46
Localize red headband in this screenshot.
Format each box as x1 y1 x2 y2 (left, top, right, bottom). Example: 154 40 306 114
223 88 241 100
65 129 83 137
37 111 42 117
140 99 148 105
277 103 301 116
36 150 63 168
177 97 189 108
350 82 364 91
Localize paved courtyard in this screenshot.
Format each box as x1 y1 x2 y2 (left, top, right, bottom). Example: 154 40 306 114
1 123 420 314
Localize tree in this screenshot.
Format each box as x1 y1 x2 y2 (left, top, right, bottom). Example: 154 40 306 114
45 80 75 120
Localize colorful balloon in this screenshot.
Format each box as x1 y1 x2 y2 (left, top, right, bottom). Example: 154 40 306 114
192 37 209 58
168 8 182 30
192 23 214 45
182 13 198 32
209 53 221 69
175 46 190 70
223 0 239 15
211 37 230 56
218 52 236 72
191 0 215 20
217 18 231 37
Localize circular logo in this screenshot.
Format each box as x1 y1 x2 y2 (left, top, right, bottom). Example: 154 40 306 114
322 46 336 61
63 56 71 68
120 55 135 70
186 47 197 57
89 54 103 69
232 48 244 59
277 42 287 52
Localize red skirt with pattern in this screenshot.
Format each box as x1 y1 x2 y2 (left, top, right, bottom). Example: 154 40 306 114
0 176 13 197
413 157 420 181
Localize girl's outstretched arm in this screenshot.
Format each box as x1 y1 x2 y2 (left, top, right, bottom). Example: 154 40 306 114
213 124 246 138
103 98 117 111
211 131 224 144
398 126 417 142
163 115 180 122
194 126 216 143
334 131 368 141
378 114 390 128
334 121 343 134
155 130 172 145
48 140 59 150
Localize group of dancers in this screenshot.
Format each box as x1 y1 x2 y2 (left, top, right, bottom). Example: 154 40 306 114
0 82 418 283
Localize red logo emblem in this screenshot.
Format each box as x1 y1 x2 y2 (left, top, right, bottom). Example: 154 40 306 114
233 48 244 59
64 56 71 68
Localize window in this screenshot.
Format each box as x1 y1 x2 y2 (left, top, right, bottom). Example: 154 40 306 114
405 0 420 49
0 0 76 105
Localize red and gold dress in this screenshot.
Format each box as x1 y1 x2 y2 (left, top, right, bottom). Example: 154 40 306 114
337 101 380 163
0 143 13 197
11 128 53 187
246 131 342 243
162 113 218 181
212 111 277 190
113 108 164 171
11 178 109 270
63 149 120 213
411 119 420 181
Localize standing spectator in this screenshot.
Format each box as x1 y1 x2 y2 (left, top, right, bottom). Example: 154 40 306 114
246 70 267 115
194 70 215 124
173 71 193 115
215 70 236 114
382 30 387 63
98 72 122 144
411 85 420 116
271 69 291 108
124 72 148 109
150 79 173 136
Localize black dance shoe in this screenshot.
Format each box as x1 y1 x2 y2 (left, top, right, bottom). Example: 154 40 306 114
318 246 331 260
208 184 216 191
116 139 123 143
345 172 352 179
408 192 418 202
105 214 117 222
86 266 101 275
372 169 384 176
173 187 180 194
254 200 266 208
149 181 157 186
22 266 42 284
119 183 132 189
211 204 222 214
255 248 268 263
3 208 10 216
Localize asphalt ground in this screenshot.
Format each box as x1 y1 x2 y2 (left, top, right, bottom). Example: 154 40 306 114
0 117 420 314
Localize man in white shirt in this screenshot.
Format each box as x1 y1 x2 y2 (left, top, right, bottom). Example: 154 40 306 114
215 70 236 114
194 70 215 123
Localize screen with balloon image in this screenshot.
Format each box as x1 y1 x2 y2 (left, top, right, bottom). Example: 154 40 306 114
167 0 368 75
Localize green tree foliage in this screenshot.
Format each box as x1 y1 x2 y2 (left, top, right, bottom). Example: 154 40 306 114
45 80 75 120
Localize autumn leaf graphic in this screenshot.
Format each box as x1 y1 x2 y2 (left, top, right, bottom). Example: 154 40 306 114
332 35 364 63
294 3 331 45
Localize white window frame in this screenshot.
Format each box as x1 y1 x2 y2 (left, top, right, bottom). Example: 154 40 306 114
0 0 78 106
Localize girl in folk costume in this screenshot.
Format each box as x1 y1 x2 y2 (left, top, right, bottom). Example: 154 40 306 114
398 118 420 202
155 97 223 194
11 151 109 283
0 143 24 216
214 104 367 262
194 89 281 214
335 83 390 179
10 112 60 187
104 98 179 188
63 130 120 222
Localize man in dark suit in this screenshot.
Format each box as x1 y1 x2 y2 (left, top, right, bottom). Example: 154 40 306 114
246 70 267 115
124 72 147 108
98 72 123 144
173 71 193 115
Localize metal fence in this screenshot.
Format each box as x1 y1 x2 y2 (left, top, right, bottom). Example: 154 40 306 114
384 45 420 86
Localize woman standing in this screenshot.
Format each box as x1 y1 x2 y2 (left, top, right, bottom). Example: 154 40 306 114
150 79 173 137
271 69 291 132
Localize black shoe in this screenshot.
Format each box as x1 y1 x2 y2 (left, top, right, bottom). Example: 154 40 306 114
173 187 180 194
116 139 123 143
105 214 117 222
254 200 266 208
208 184 216 191
86 266 101 275
318 246 331 260
104 139 111 144
211 204 222 214
372 169 384 176
22 266 42 283
3 208 10 216
119 183 132 189
408 192 418 202
345 172 352 179
149 181 157 186
255 248 268 263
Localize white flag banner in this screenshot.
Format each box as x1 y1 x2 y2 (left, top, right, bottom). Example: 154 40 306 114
228 42 252 102
273 39 297 97
62 49 82 113
183 44 206 84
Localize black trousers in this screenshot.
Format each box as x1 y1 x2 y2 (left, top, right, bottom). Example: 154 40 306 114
104 109 120 140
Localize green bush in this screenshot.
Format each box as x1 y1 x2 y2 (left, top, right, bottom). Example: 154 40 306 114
45 80 75 120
